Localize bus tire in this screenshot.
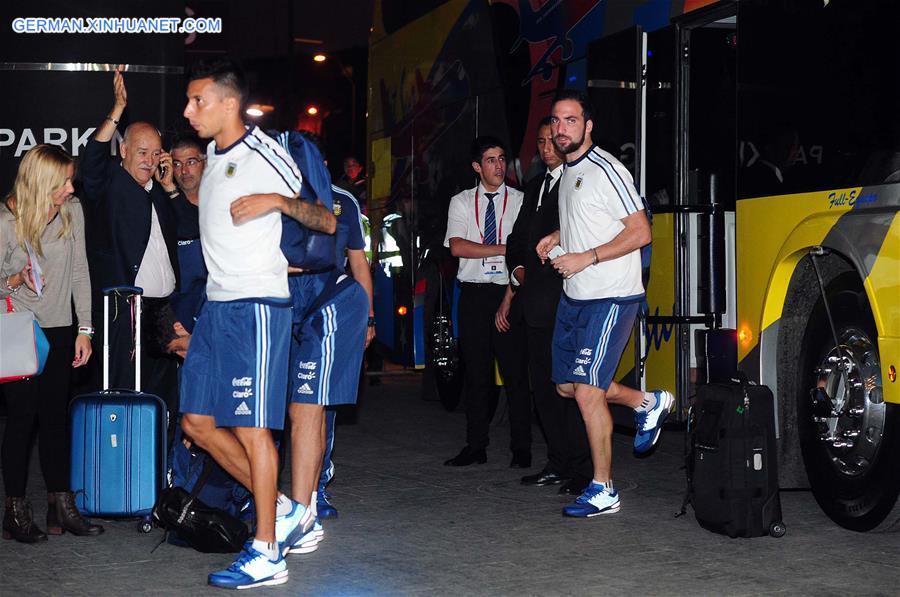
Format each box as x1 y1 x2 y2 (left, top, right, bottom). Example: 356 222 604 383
797 274 900 532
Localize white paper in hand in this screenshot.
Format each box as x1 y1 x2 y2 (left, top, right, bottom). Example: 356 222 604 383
24 241 43 298
548 245 566 259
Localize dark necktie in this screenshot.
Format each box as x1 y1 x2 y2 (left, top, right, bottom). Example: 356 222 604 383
540 173 553 210
483 192 498 245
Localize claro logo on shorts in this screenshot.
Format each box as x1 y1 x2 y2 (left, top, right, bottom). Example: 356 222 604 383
232 377 253 399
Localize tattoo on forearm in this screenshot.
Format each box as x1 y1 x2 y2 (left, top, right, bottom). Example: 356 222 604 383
282 199 336 234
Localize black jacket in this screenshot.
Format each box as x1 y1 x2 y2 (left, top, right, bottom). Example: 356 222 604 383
80 138 180 294
505 171 563 328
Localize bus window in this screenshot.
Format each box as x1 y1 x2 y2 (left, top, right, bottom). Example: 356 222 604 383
738 0 900 199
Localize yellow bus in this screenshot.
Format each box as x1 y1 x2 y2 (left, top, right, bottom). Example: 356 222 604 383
367 0 899 531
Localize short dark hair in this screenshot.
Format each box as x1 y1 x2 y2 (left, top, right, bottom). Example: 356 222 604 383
470 135 505 163
171 133 205 155
187 57 248 106
537 116 552 128
552 89 592 123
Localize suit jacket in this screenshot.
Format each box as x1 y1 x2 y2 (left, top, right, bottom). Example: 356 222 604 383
505 171 563 328
80 138 180 295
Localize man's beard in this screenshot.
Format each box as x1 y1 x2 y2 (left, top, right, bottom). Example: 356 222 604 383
553 130 585 155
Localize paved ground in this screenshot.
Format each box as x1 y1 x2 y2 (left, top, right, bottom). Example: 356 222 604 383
0 374 897 596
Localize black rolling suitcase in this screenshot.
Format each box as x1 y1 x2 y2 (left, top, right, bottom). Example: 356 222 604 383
681 379 786 538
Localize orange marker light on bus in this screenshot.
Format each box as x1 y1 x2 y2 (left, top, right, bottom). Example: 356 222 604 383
397 306 408 316
889 365 896 383
738 324 753 347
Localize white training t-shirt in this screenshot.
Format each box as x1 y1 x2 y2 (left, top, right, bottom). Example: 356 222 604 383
558 145 645 300
443 182 523 284
200 126 302 301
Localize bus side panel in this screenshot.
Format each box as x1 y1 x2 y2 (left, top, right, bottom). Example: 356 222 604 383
642 213 677 402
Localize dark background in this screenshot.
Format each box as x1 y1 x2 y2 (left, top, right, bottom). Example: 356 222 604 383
0 0 373 190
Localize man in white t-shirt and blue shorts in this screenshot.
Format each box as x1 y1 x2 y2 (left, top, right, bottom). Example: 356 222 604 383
537 89 674 518
178 58 336 590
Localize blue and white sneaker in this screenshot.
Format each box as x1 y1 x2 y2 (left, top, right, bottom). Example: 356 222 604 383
275 499 313 557
563 482 620 518
317 490 338 519
288 518 324 555
207 547 288 589
634 390 675 454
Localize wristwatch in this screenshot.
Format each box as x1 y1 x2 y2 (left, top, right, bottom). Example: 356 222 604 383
367 316 376 327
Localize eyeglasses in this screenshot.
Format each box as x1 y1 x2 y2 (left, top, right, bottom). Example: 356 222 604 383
173 157 205 169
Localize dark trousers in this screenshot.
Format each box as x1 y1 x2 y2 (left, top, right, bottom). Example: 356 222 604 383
457 283 530 452
92 294 179 438
2 326 74 496
526 323 591 478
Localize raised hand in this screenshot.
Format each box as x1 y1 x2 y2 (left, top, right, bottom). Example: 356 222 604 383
113 65 127 111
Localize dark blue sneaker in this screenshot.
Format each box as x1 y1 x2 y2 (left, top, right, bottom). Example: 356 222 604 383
317 490 338 519
562 481 620 518
207 547 288 589
634 390 674 454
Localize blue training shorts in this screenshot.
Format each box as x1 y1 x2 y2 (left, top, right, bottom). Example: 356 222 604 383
180 299 291 430
290 275 368 406
551 294 639 391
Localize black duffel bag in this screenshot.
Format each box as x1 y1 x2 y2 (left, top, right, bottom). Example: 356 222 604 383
152 459 249 553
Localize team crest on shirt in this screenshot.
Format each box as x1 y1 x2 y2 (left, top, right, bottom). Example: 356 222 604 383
574 175 584 190
226 162 237 177
333 198 342 216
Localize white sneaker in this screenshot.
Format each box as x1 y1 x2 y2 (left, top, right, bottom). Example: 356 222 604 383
275 500 313 556
288 518 324 555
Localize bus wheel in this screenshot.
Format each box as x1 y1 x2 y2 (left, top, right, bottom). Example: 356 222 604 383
797 284 900 532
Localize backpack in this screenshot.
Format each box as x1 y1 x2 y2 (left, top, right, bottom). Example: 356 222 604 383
153 422 254 551
271 130 337 270
677 378 786 538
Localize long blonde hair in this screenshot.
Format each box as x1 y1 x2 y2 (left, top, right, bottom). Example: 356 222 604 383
7 144 74 256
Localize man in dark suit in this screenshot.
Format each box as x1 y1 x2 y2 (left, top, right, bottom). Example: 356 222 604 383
80 67 180 421
506 117 591 493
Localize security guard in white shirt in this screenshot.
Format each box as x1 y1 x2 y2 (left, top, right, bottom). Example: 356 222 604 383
442 136 532 468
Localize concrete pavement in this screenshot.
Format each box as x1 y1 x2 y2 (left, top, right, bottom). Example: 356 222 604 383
0 374 897 596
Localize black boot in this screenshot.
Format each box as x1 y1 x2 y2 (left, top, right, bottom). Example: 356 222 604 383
2 496 47 543
46 491 104 536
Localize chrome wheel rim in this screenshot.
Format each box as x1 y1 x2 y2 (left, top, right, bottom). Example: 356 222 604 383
812 327 884 478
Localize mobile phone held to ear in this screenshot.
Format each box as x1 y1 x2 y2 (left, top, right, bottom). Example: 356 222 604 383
159 164 168 178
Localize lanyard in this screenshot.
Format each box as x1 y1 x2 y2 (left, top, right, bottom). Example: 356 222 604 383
474 186 509 243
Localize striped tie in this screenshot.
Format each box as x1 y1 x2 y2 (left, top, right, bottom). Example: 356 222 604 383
483 192 498 245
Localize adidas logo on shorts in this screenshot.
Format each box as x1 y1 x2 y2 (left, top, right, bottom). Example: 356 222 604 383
234 401 252 416
573 365 586 376
298 383 314 395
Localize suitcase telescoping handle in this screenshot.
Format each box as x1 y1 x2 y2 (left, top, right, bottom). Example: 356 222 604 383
102 286 144 393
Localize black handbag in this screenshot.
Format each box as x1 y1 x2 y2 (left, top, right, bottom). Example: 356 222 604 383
152 459 250 553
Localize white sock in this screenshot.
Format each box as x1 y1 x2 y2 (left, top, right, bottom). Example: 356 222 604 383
275 493 294 517
635 392 657 413
252 538 279 561
593 479 612 490
310 491 318 519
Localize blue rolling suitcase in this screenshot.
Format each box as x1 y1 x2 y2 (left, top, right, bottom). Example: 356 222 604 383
70 287 167 533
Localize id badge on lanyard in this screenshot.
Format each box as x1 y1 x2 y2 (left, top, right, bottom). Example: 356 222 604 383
475 187 508 277
482 255 505 277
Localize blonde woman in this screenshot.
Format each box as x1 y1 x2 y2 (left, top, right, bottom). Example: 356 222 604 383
0 144 103 543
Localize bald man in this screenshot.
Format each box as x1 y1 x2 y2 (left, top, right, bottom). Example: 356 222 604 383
80 68 181 423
